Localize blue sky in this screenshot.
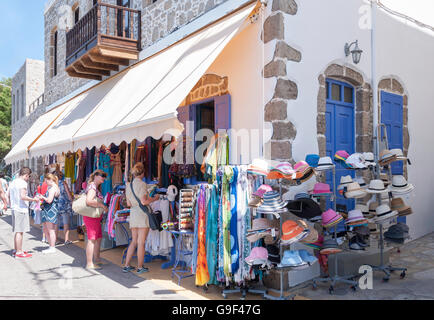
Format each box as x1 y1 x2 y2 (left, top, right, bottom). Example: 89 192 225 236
0 0 45 79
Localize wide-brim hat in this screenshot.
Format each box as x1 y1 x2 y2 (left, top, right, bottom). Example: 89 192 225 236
248 195 264 208
335 150 350 160
338 175 353 189
298 167 316 183
388 175 415 194
321 209 341 225
267 162 295 180
390 148 407 161
280 250 307 267
245 247 268 264
286 198 322 219
257 191 288 214
367 180 388 193
320 238 342 254
355 204 372 217
266 245 280 264
247 218 279 243
247 159 270 176
344 182 368 199
253 184 273 198
362 152 376 166
355 176 368 189
391 198 413 216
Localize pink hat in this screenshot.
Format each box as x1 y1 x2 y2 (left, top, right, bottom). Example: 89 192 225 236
321 209 341 226
275 162 295 175
294 161 310 173
245 247 268 264
336 150 350 159
253 184 273 198
310 183 332 195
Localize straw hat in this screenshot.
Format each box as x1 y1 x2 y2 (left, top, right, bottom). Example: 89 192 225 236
346 153 367 169
316 156 335 171
388 175 415 194
343 182 368 199
345 209 367 224
247 218 279 243
366 180 388 193
390 149 407 161
371 204 398 223
257 191 288 216
247 159 270 176
391 197 413 216
363 152 376 167
300 223 319 244
378 149 397 166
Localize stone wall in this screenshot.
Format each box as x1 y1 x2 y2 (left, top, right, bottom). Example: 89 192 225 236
262 0 300 164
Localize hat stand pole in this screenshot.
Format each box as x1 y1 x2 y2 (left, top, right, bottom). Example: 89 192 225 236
368 124 407 281
311 165 358 294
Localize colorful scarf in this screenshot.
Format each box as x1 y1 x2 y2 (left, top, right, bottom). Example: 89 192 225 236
206 184 219 285
230 167 239 275
195 185 210 286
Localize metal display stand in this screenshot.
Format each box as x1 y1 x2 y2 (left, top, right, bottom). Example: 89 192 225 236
311 165 359 294
369 124 407 281
169 230 195 285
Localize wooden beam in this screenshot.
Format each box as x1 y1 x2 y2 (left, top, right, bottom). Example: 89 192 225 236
80 55 119 71
73 61 111 77
67 69 102 81
98 46 138 60
88 51 129 66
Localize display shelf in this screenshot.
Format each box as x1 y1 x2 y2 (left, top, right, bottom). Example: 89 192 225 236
169 230 195 285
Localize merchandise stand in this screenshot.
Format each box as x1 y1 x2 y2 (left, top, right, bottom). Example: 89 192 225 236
311 165 359 294
169 230 195 285
368 124 407 281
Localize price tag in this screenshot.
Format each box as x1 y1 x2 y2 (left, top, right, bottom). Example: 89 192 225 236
271 228 276 237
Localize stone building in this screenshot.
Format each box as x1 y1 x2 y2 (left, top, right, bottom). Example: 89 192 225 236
11 59 45 174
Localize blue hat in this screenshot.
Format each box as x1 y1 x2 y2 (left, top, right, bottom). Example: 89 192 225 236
305 154 320 168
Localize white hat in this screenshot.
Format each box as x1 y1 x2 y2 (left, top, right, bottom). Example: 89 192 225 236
388 175 414 194
316 156 335 171
371 204 398 223
390 149 407 161
344 182 368 199
362 152 375 166
366 180 388 194
355 204 371 217
355 176 367 189
346 153 367 169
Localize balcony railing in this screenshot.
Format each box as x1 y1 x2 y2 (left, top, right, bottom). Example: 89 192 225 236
66 2 141 74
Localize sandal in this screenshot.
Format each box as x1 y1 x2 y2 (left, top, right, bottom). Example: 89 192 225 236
122 266 135 273
64 240 73 245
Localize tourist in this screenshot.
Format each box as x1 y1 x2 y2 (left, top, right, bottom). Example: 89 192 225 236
7 167 38 258
39 173 60 254
84 170 108 270
55 171 74 245
0 174 8 216
123 163 158 274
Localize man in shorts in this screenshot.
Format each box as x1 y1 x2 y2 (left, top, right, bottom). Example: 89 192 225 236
7 167 39 258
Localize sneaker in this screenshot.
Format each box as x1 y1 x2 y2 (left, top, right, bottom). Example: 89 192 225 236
15 252 32 258
64 240 73 245
122 266 135 273
12 250 28 257
42 247 56 254
136 267 149 274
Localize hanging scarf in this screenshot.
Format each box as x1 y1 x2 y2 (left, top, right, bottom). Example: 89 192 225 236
191 190 200 274
222 166 233 278
229 167 239 275
216 169 225 282
206 184 219 285
195 185 210 286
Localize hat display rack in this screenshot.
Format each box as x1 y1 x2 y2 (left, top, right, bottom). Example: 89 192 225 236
310 163 359 294
367 124 409 281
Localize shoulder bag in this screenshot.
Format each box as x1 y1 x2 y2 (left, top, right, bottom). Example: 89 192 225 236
72 191 103 218
130 181 161 231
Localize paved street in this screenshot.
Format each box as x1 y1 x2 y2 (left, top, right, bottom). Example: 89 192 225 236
0 211 190 300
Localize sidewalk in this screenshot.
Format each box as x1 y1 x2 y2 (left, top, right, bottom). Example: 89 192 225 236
1 210 434 300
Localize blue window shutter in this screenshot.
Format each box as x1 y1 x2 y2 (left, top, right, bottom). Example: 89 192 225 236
214 94 231 132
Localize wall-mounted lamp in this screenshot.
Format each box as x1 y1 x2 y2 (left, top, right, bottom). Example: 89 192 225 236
344 40 363 64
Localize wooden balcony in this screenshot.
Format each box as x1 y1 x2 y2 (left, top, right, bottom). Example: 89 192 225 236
65 2 141 80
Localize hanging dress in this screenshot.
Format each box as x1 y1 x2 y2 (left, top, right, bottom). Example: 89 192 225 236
98 151 112 196
229 167 239 275
222 166 233 278
195 185 210 286
111 151 123 187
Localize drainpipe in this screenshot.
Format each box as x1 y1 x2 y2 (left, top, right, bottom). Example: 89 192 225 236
371 0 379 159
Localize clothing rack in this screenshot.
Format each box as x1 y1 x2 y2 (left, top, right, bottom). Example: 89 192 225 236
311 164 358 294
368 124 407 281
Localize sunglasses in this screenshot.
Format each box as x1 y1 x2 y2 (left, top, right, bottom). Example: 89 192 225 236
96 173 108 178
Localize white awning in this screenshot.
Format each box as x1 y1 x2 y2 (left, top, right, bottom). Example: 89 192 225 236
26 1 257 158
4 103 70 164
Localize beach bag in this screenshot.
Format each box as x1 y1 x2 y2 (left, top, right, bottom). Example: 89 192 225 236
130 183 160 231
72 193 103 218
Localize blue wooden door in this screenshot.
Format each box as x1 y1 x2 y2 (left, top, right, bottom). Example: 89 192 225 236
325 79 356 215
381 91 403 175
381 91 405 223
